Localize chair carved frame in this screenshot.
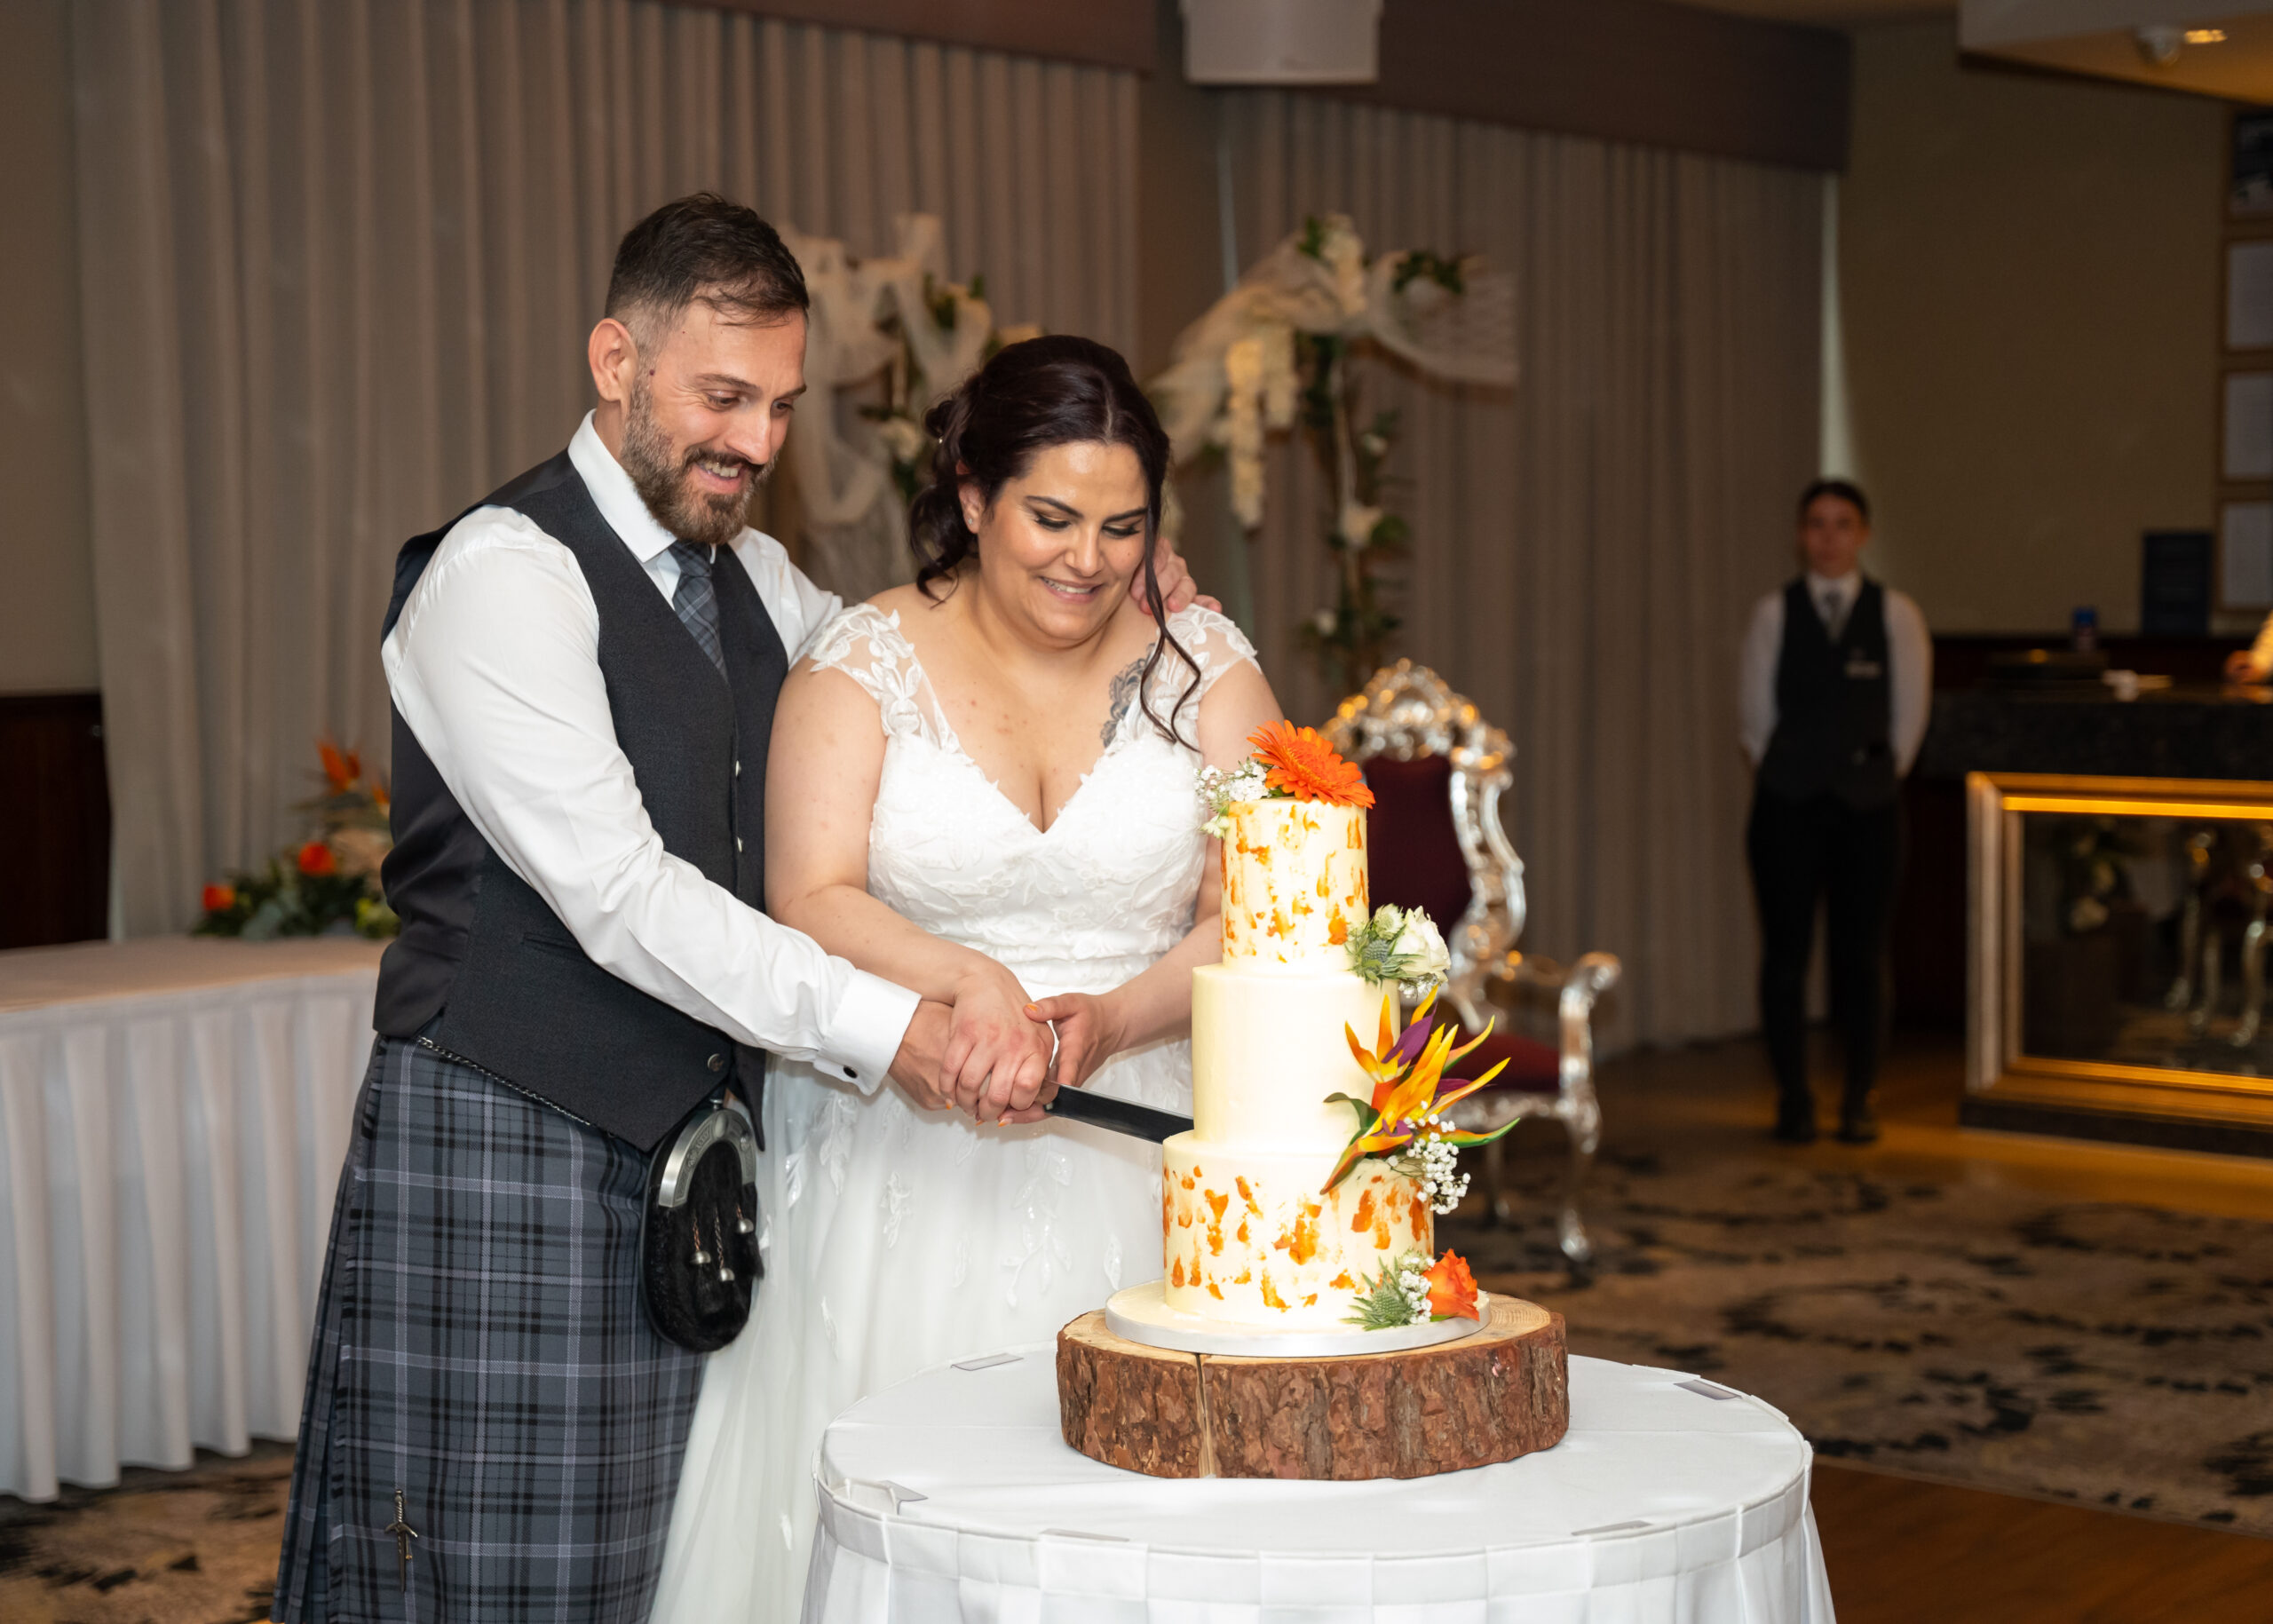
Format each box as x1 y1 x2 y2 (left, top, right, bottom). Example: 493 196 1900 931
1325 661 1620 1274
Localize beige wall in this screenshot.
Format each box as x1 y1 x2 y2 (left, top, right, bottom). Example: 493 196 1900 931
0 0 96 693
1840 20 2229 634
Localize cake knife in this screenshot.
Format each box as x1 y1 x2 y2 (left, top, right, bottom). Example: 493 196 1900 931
1041 1088 1192 1143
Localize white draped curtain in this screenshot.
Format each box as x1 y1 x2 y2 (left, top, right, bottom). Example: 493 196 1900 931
72 0 1138 935
1216 95 1824 1046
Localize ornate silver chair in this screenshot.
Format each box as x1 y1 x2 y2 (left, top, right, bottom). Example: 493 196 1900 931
1324 661 1620 1276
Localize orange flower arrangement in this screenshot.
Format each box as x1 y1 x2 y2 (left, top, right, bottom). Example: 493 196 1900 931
1423 1251 1478 1319
296 841 338 877
1248 721 1374 809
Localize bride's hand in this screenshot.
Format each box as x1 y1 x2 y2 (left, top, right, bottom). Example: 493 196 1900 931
1026 991 1130 1093
941 963 1054 1121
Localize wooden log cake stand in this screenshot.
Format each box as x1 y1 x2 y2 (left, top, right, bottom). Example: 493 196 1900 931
1057 1296 1568 1480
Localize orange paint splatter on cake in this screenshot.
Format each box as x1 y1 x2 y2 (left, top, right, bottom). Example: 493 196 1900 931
1327 913 1349 945
1260 1273 1288 1311
1172 1257 1185 1287
1206 1190 1229 1221
1330 1271 1354 1290
1234 1268 1252 1284
1288 1208 1319 1265
1208 1282 1223 1299
1351 1189 1376 1232
1374 1219 1392 1249
1180 1172 1196 1191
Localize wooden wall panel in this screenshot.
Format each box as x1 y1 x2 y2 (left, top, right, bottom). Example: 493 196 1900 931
0 692 111 948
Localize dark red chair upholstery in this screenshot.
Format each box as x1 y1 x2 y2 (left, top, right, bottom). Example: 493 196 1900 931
1365 759 1561 1090
1327 662 1620 1276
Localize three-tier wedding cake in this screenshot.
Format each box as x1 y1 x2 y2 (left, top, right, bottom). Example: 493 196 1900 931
1155 722 1503 1334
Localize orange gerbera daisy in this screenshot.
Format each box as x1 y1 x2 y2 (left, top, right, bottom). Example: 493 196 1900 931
1248 721 1374 808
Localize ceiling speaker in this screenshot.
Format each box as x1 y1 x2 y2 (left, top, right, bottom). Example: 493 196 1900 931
1183 0 1382 85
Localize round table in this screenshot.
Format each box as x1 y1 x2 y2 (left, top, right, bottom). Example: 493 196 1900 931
807 1347 1836 1623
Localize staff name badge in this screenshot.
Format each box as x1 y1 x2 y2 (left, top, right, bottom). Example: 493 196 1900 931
1845 655 1883 679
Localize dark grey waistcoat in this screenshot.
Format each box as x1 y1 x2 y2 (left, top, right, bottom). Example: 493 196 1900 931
1759 574 1897 811
372 450 789 1150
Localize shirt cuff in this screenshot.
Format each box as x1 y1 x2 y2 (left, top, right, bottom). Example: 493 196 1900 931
812 968 923 1095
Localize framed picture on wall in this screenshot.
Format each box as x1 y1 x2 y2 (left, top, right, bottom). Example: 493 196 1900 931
2237 111 2273 218
2224 371 2273 480
2229 242 2273 352
2223 501 2273 610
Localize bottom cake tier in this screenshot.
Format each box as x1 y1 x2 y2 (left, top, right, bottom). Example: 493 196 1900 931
1160 1131 1432 1330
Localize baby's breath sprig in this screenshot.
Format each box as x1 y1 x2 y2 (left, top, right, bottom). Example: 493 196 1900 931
1196 755 1277 838
1389 1110 1472 1215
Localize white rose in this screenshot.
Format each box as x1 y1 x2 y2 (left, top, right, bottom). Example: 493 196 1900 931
1340 503 1382 550
1391 908 1451 986
875 416 929 464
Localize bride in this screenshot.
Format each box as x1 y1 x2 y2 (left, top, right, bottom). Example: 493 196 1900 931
651 335 1279 1621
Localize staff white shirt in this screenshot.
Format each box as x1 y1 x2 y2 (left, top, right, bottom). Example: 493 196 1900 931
381 410 918 1093
1738 569 1933 776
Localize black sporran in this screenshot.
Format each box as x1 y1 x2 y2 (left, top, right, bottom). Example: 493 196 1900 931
639 1096 762 1351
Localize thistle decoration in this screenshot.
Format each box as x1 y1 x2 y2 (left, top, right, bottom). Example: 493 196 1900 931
1344 1248 1482 1328
1345 1252 1434 1329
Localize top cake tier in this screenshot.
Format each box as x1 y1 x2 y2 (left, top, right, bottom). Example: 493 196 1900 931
1219 799 1369 970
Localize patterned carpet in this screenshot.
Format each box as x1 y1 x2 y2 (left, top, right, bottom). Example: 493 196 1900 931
0 1444 289 1623
1449 1144 2273 1534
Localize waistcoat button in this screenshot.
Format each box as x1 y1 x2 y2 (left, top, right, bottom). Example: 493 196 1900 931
736 836 745 852
707 1053 726 1073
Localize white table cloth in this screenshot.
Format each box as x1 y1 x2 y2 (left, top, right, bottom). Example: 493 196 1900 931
0 937 382 1500
809 1350 1836 1624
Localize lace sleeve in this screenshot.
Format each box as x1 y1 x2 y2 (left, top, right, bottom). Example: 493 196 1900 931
800 606 952 747
1152 604 1263 733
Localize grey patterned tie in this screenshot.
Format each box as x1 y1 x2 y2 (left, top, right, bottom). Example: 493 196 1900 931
670 541 729 681
1820 590 1844 639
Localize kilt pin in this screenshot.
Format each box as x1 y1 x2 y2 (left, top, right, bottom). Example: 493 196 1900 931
272 1035 703 1622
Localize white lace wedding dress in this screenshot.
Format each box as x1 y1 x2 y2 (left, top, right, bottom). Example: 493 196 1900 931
649 601 1256 1624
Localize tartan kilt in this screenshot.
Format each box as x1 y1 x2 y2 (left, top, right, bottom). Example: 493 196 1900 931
273 1036 703 1622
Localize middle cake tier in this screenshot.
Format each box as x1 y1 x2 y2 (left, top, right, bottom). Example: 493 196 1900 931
1191 962 1386 1154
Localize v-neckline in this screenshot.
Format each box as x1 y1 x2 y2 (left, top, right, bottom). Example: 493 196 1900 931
889 623 1135 840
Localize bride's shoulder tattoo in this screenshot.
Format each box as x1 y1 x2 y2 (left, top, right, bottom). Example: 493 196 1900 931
1101 655 1146 745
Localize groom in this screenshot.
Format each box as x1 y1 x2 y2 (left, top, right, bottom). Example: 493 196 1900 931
272 194 1199 1624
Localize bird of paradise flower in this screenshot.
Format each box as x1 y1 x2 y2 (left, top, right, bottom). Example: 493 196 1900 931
1321 989 1517 1192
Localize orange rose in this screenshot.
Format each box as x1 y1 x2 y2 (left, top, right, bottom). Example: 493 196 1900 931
202 883 236 913
1423 1250 1478 1319
297 841 338 877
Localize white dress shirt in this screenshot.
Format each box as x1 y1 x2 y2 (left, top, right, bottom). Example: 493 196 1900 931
382 411 919 1092
1738 569 1933 776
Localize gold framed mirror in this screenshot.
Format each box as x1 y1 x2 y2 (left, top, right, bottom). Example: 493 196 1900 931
1968 772 2273 1144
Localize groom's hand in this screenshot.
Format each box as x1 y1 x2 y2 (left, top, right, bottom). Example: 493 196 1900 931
941 967 1054 1121
886 1001 956 1111
1141 542 1219 617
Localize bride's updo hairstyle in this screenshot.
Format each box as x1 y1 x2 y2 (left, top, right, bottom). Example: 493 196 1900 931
909 334 1200 742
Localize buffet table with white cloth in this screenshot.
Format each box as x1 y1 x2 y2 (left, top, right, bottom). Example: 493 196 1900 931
808 1347 1834 1623
0 936 383 1501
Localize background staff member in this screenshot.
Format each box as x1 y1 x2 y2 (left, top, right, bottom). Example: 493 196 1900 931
1738 479 1931 1145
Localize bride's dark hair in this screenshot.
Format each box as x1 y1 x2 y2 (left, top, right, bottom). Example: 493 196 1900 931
908 335 1200 743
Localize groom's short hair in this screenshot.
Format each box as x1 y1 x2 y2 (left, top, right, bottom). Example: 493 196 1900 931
605 193 808 349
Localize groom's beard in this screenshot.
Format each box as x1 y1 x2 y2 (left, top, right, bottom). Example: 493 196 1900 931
619 381 772 550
